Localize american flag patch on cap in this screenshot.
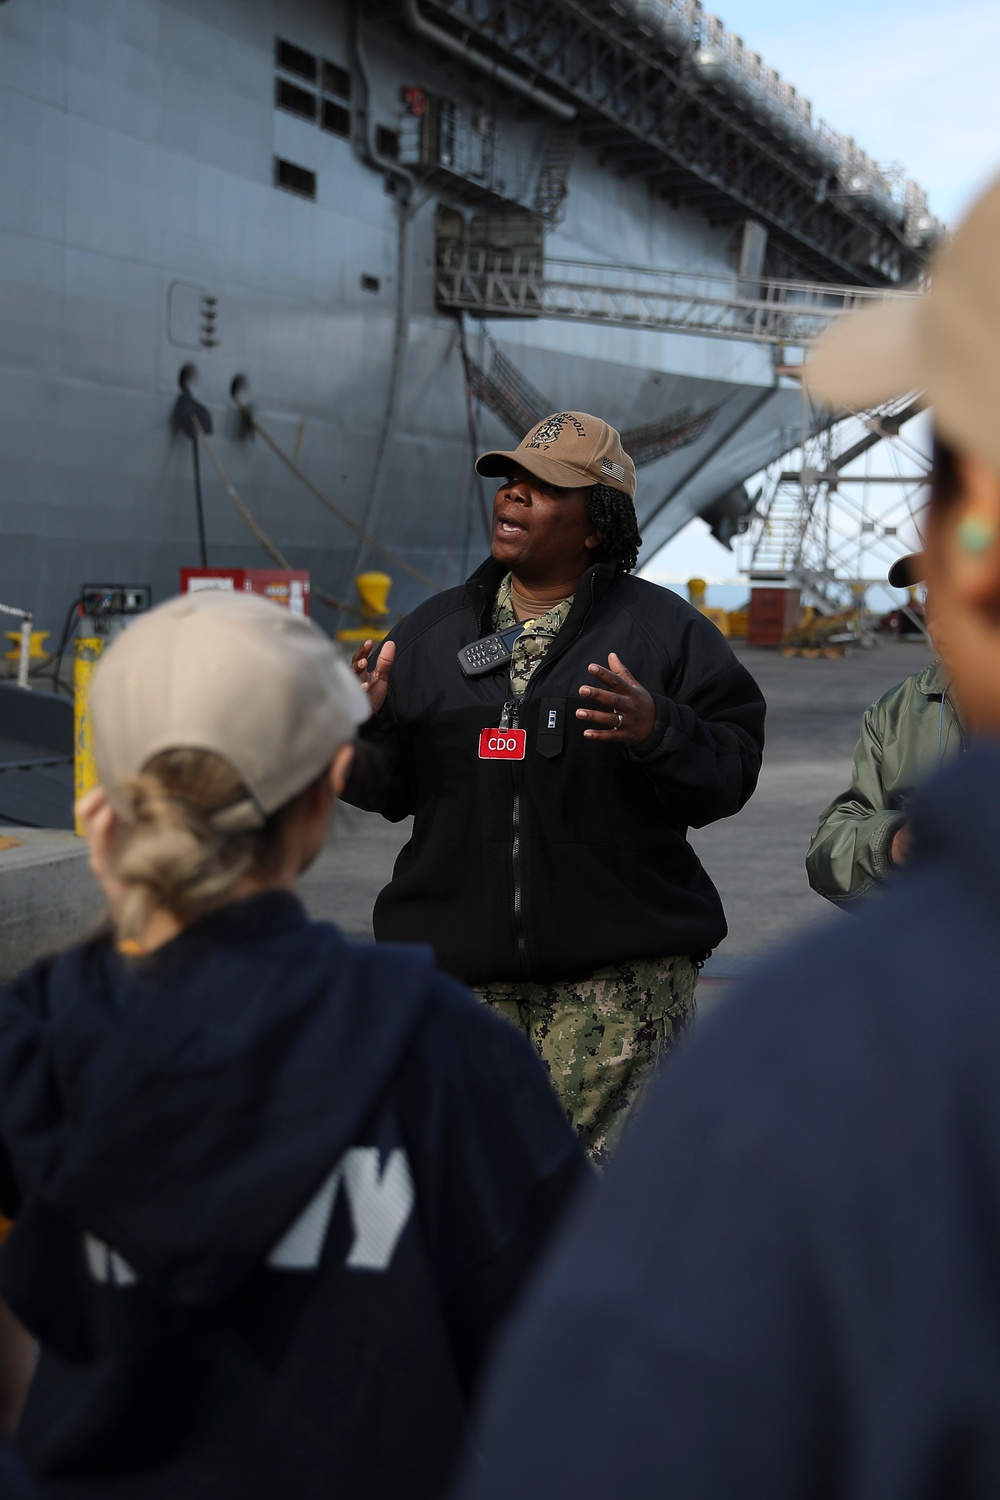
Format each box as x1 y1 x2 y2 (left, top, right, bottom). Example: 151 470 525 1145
601 456 626 482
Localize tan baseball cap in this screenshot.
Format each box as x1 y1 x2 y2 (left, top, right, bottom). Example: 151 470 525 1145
90 591 370 831
476 411 637 499
806 175 1000 475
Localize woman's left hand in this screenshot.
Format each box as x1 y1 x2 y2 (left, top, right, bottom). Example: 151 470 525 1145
576 653 657 745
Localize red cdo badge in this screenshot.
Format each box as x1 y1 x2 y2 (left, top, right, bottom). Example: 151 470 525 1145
479 727 527 760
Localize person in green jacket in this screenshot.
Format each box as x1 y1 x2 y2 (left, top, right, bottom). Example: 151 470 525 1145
806 553 964 908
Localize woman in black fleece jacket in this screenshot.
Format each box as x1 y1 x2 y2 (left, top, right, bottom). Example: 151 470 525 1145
348 411 765 1160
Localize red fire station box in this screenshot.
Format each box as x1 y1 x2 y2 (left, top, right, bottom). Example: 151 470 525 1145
747 586 801 647
180 568 310 616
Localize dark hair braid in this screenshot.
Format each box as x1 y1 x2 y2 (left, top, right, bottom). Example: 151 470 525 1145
587 484 642 573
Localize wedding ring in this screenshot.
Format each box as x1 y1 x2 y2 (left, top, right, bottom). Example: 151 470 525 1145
615 712 624 730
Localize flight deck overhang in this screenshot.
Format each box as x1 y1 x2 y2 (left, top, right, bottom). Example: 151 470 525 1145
386 0 937 288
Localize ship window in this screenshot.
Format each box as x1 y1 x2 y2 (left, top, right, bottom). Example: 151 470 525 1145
322 99 351 139
276 38 317 84
323 60 351 100
275 78 318 122
376 126 400 160
361 275 381 294
274 157 317 200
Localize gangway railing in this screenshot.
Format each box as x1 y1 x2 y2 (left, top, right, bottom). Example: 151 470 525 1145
436 249 918 351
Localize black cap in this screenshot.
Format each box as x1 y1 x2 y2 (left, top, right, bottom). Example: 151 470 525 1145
887 552 925 589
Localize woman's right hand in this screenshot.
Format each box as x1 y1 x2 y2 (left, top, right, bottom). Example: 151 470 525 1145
351 638 396 714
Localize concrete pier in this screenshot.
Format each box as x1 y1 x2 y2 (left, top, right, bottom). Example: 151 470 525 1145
0 638 933 987
0 828 104 981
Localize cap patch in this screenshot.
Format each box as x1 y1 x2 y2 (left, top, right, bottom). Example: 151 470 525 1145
601 456 626 482
527 412 587 448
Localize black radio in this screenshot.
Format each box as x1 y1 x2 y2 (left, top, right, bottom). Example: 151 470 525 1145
457 623 524 678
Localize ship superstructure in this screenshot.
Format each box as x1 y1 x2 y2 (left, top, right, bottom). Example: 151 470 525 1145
0 0 939 634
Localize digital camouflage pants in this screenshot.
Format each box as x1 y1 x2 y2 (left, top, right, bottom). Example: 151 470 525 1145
475 955 698 1167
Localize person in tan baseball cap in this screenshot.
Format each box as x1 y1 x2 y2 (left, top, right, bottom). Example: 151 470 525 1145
347 409 766 1162
450 177 1000 1500
0 587 586 1497
80 588 369 945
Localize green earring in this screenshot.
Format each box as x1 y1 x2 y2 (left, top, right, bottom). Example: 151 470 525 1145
959 516 997 553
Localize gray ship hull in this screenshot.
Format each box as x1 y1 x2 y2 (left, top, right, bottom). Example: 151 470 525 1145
0 0 872 636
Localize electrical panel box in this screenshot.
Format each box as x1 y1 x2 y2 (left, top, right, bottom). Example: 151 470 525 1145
81 585 152 633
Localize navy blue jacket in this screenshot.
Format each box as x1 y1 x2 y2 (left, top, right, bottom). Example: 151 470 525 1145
0 1442 34 1499
459 745 1000 1498
0 893 584 1498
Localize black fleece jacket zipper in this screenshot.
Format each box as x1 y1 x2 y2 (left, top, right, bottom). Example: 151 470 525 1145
503 572 599 978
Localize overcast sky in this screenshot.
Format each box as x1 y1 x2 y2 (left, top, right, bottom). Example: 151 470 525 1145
643 0 1000 584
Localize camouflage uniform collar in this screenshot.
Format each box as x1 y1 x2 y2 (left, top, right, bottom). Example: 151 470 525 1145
466 557 617 636
494 575 575 631
494 572 514 623
493 578 576 696
494 573 575 627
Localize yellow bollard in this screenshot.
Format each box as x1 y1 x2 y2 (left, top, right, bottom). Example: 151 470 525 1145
355 572 392 617
74 638 104 835
3 629 50 661
337 572 393 647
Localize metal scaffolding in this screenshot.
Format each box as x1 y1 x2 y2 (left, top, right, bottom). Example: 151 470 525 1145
739 395 930 617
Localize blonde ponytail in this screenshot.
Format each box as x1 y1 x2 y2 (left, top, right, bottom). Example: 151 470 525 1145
108 749 283 942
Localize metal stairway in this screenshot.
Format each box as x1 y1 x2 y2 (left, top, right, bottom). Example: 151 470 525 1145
743 396 927 615
748 480 807 577
747 477 847 612
436 249 916 352
533 126 578 226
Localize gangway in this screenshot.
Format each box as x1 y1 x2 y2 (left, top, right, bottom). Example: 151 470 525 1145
436 249 918 353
